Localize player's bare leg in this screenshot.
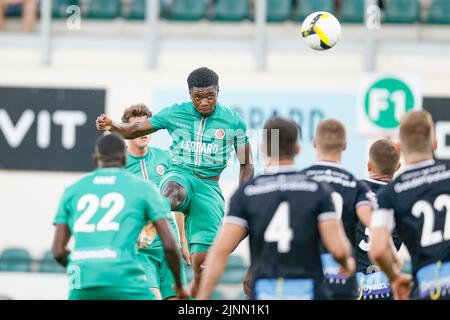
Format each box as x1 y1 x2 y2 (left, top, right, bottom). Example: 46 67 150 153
162 182 187 210
190 251 207 298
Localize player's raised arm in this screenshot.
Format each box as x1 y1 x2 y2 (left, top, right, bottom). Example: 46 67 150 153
96 114 157 139
52 224 71 267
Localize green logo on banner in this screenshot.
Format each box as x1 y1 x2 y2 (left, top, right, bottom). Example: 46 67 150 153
364 78 415 129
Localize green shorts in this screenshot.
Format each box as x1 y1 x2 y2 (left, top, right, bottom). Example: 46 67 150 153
160 167 225 253
69 287 155 300
138 249 187 300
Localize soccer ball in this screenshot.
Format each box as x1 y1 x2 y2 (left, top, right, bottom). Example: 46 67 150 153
301 11 341 51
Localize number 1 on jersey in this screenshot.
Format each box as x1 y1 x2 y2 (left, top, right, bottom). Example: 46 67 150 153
264 202 293 253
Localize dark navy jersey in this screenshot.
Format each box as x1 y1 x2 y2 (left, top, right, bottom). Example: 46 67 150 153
301 162 373 299
376 160 450 300
225 167 336 300
355 179 402 274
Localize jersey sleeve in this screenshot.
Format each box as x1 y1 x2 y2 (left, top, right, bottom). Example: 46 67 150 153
355 180 374 209
143 182 171 222
317 183 338 222
53 188 71 225
371 185 396 232
149 106 172 130
224 186 249 229
233 113 249 150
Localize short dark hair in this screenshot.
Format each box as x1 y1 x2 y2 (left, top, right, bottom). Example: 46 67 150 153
369 139 400 176
95 133 126 163
263 117 299 159
122 103 152 123
187 67 219 91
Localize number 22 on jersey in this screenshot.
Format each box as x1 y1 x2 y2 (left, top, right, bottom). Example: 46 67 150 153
73 193 125 233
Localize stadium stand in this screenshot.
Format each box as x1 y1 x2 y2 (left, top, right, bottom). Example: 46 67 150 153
426 0 450 24
266 0 293 22
340 0 365 23
84 0 122 20
383 0 420 23
211 0 249 22
52 0 79 19
38 250 65 273
0 248 32 272
122 0 147 20
163 0 207 21
292 0 335 22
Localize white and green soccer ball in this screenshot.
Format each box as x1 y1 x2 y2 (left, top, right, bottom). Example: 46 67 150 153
301 11 341 50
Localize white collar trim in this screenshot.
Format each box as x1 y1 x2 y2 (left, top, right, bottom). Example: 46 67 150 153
365 178 388 185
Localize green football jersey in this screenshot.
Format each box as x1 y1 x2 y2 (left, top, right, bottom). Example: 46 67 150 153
126 146 171 187
125 147 179 254
53 167 170 290
149 101 248 178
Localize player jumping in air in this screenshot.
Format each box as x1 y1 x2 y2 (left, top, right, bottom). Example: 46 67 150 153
197 117 355 300
122 103 188 300
96 67 254 297
300 119 374 300
370 111 450 300
355 139 403 300
52 133 188 300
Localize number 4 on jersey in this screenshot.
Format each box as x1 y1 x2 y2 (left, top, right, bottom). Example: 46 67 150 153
264 202 293 253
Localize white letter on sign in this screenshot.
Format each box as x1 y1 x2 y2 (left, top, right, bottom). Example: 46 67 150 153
369 89 389 121
435 121 450 160
53 111 87 149
0 109 35 148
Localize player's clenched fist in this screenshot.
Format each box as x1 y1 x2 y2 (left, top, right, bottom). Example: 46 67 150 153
96 114 112 132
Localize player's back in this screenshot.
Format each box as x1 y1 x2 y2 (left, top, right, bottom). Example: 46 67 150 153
227 168 335 299
301 162 372 299
55 167 168 290
377 160 450 300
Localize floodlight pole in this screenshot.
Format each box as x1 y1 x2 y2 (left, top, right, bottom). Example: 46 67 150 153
364 0 380 72
255 0 267 70
146 0 159 69
40 0 52 66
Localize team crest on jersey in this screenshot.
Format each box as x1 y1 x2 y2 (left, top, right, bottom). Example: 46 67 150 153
156 165 165 175
138 221 157 248
215 129 225 139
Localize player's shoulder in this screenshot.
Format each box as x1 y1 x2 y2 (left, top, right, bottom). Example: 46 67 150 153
148 146 171 159
217 103 245 123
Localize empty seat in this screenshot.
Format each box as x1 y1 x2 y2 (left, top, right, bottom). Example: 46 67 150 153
84 0 121 19
38 250 65 273
427 0 450 24
123 0 146 20
267 0 293 22
383 0 420 23
0 248 32 272
52 0 79 18
293 0 335 22
341 0 365 23
163 0 206 21
211 0 249 22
